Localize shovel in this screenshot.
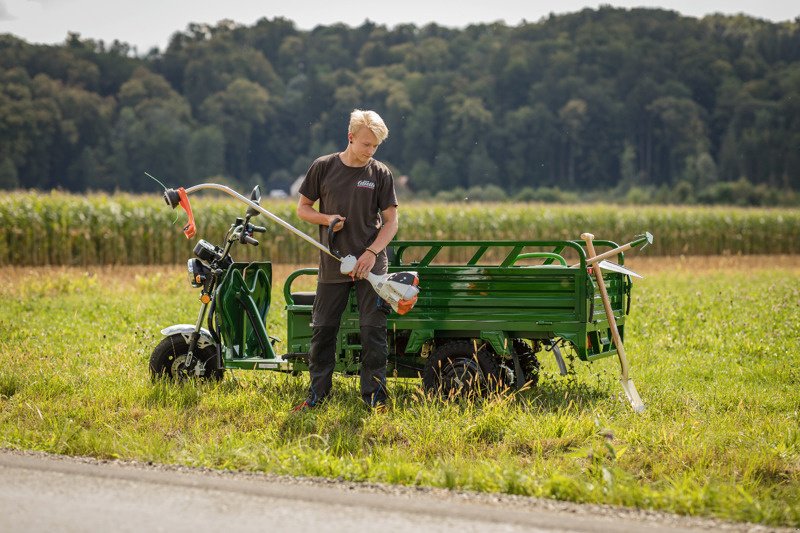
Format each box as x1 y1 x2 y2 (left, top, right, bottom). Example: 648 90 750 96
596 260 643 279
582 232 646 413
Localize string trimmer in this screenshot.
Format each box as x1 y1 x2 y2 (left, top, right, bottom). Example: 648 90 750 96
163 183 419 315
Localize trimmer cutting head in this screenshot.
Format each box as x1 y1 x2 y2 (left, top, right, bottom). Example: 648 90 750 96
162 187 196 238
163 188 181 208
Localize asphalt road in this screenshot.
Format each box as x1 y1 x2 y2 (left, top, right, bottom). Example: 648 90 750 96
0 451 781 533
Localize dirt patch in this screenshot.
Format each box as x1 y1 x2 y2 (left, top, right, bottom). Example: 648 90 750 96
0 252 800 285
0 264 317 288
3 256 798 285
625 254 800 274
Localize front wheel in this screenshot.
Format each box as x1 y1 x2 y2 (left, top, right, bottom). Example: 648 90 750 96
149 334 223 382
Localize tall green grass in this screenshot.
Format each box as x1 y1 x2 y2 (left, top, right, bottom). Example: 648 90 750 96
1 191 798 265
0 262 798 526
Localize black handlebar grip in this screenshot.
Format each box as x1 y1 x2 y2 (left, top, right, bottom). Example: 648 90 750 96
243 235 259 246
250 224 267 233
164 188 181 209
327 218 343 259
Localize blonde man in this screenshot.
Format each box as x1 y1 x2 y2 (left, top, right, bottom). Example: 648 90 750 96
294 109 398 411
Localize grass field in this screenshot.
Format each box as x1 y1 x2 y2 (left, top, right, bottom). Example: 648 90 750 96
0 257 798 527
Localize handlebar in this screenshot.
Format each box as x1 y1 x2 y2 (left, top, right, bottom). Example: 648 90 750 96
327 218 343 259
236 222 260 246
233 221 264 246
249 224 267 234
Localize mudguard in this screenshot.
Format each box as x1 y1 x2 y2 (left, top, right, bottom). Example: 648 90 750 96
160 325 216 350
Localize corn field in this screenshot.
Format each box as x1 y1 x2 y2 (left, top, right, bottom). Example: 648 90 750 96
1 191 798 266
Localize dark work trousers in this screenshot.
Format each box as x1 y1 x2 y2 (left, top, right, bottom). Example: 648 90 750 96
307 280 389 407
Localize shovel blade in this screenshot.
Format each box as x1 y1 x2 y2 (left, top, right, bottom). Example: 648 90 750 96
620 378 646 413
598 260 643 279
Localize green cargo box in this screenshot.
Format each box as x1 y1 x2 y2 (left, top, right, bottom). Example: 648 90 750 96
284 239 632 379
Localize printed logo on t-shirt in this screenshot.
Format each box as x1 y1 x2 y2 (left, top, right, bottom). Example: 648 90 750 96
356 179 376 190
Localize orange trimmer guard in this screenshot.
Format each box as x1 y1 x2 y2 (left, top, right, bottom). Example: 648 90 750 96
177 187 196 239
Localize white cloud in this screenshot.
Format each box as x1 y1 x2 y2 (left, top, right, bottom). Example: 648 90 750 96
0 0 14 20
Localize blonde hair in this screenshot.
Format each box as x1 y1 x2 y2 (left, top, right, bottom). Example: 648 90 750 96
349 109 389 143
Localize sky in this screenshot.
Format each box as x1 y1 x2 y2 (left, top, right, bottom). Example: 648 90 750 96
1 0 797 53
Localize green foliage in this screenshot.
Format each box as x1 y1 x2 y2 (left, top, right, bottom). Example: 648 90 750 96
0 262 797 526
615 178 800 207
514 186 580 203
2 10 800 194
0 157 19 189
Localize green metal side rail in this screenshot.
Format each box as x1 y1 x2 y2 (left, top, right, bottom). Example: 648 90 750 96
390 239 625 268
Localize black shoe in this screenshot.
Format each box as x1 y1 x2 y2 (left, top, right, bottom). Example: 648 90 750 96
364 396 388 412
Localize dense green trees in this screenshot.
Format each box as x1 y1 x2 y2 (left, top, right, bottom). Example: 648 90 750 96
0 8 798 204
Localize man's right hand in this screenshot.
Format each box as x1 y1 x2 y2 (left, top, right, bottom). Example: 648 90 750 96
328 215 345 232
297 195 346 230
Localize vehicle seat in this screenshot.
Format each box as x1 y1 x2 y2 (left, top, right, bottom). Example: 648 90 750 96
290 292 316 305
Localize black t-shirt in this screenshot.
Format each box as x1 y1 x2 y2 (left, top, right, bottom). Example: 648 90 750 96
299 153 398 283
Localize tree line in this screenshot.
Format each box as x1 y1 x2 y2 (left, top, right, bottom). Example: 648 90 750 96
1 8 799 204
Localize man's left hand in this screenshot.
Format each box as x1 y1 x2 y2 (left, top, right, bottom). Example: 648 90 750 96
353 251 377 279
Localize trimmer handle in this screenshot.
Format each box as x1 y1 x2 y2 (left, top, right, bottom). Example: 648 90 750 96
327 217 343 259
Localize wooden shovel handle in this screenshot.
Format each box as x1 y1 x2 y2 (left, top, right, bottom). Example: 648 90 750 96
582 232 631 381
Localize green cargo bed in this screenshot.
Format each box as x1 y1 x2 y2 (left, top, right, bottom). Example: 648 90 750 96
284 239 633 377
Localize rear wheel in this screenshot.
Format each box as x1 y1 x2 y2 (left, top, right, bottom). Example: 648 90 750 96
423 340 501 397
513 339 540 388
149 334 223 382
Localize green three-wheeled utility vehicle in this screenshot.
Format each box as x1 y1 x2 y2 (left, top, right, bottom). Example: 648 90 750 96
150 183 652 411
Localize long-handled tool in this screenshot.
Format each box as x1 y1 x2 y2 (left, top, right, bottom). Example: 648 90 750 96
581 232 646 413
163 183 419 315
569 232 653 279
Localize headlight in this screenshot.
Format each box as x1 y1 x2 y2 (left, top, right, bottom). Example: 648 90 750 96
187 258 210 287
